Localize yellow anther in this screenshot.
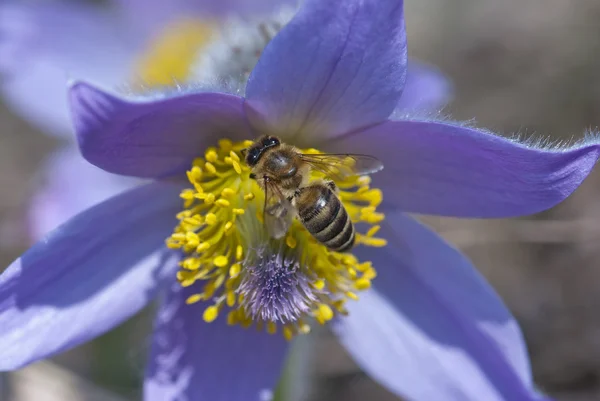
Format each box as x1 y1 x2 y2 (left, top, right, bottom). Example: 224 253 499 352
218 139 233 151
283 326 294 341
181 279 195 287
221 188 235 198
286 235 297 249
226 291 236 307
232 160 242 174
203 193 216 204
229 263 241 278
361 237 387 247
203 305 219 323
229 150 240 162
203 281 216 298
186 294 203 304
182 258 201 270
354 278 371 290
227 310 238 325
213 255 229 267
319 304 334 320
216 199 230 207
205 213 217 225
244 193 255 200
233 208 245 215
196 242 211 252
345 291 359 301
214 274 226 289
205 150 218 163
205 162 216 174
366 225 380 237
224 221 234 234
186 231 199 243
236 246 243 260
188 166 203 181
313 280 325 290
267 322 277 335
180 189 195 199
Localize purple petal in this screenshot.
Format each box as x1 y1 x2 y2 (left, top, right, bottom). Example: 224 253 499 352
144 284 288 401
0 181 184 370
29 147 140 240
333 213 539 400
395 62 452 115
327 120 600 217
0 2 136 138
69 82 251 178
245 0 407 145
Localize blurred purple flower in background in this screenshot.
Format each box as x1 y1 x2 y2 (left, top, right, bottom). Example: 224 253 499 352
0 0 596 400
0 0 449 241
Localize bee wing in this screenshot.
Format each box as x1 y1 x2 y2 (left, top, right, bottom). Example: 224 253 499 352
299 153 383 180
263 178 295 239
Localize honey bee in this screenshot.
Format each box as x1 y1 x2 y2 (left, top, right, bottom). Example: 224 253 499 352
242 135 383 253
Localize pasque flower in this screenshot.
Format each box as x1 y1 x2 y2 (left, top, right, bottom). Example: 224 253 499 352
0 0 448 240
1 0 594 399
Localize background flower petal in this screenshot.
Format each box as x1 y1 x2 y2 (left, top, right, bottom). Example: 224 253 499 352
69 82 251 178
144 285 288 401
29 147 140 240
333 213 538 401
117 0 299 38
0 1 136 138
0 181 184 370
327 120 600 217
245 0 407 145
395 62 453 115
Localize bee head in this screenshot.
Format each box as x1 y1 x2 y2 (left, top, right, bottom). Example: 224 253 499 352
244 136 281 166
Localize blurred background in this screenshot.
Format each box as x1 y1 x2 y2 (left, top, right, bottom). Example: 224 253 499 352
2 0 600 400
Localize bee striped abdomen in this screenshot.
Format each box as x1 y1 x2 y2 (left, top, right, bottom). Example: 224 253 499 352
298 185 355 253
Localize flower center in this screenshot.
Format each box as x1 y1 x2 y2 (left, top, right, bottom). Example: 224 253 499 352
166 140 387 339
133 18 214 87
132 7 296 93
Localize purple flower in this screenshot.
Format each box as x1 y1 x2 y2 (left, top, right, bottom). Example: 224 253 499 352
0 0 449 240
0 0 590 400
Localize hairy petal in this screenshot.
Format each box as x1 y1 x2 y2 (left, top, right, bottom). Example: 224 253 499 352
245 0 407 146
69 82 251 178
0 181 183 370
327 120 600 217
144 285 288 401
333 213 539 401
0 1 135 137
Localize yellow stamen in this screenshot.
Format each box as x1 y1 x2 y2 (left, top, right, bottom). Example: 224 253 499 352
166 140 386 339
133 19 214 88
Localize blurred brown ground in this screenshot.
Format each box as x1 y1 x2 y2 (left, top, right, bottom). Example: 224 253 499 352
4 0 600 400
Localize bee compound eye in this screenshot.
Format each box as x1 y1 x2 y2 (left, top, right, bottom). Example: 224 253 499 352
262 136 279 147
247 147 261 165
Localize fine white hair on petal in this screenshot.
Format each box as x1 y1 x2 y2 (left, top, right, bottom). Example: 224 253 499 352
191 5 299 95
390 112 600 153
